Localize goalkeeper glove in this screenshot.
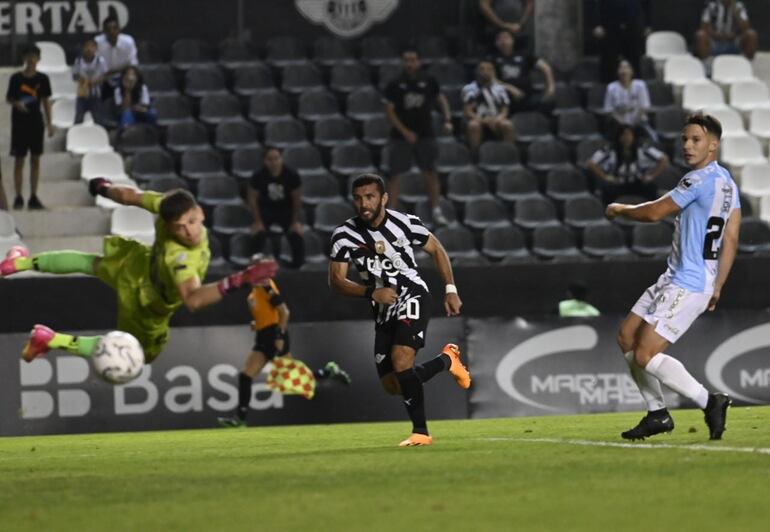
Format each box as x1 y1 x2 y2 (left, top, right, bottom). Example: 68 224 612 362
88 177 113 198
217 259 279 296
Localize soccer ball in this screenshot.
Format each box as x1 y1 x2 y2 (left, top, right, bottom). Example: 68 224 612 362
92 331 145 384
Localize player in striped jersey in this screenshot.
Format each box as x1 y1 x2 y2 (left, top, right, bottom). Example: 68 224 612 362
328 174 471 447
606 113 741 441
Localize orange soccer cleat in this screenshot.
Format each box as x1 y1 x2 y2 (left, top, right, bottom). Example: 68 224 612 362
399 433 433 447
442 343 471 390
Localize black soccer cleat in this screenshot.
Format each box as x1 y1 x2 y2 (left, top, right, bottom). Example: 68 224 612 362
703 393 731 440
621 410 675 440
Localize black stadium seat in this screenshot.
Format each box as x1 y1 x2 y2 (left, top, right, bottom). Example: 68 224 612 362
217 39 259 71
142 65 178 96
146 175 189 193
184 65 227 98
360 36 399 67
513 196 559 230
329 62 372 95
631 222 673 256
417 35 449 65
233 64 275 97
495 167 542 205
545 167 592 202
563 196 607 229
330 143 376 176
117 124 160 155
196 176 242 208
165 122 210 154
532 225 582 259
281 63 324 95
263 118 308 149
265 36 307 68
313 202 356 234
297 89 341 123
582 223 630 259
447 169 490 204
171 38 216 71
131 149 177 182
154 94 194 127
248 89 291 124
646 80 675 112
215 120 260 152
346 87 385 122
314 116 358 148
212 203 252 235
228 233 261 267
436 140 473 175
231 146 263 180
180 148 224 181
282 144 325 176
362 115 391 147
575 138 607 171
433 226 479 259
739 218 770 254
415 198 457 229
427 60 466 90
463 197 509 230
527 138 571 175
199 93 243 126
478 141 520 174
512 111 552 144
557 109 601 144
313 36 356 67
301 174 342 205
481 224 530 261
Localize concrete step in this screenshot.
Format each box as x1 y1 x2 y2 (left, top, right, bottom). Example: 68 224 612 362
33 181 94 207
1 152 83 183
13 207 111 238
23 235 106 255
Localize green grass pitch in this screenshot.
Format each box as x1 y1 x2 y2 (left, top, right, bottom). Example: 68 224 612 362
2 407 769 532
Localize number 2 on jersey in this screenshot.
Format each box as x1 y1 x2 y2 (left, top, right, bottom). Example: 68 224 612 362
702 216 725 260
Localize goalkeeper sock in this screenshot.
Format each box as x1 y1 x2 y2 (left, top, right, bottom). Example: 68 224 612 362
237 372 252 421
48 333 100 358
644 353 709 409
32 251 98 275
624 351 666 411
395 368 428 435
414 354 450 383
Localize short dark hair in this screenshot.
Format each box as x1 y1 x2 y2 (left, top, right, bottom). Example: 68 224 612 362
263 146 281 159
351 173 386 195
21 44 41 58
159 189 198 223
102 15 119 27
685 113 722 140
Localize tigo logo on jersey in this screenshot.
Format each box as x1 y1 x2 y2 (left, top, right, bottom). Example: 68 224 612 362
366 253 407 276
295 0 399 37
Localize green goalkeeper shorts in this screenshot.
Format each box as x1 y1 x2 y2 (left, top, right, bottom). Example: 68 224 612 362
95 235 171 363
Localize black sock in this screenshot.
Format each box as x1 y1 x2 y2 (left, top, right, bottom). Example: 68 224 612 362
237 372 252 421
414 354 450 383
395 368 428 435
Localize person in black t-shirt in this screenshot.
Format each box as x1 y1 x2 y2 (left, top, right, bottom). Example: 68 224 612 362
6 45 54 210
491 30 555 114
384 49 453 226
247 147 305 268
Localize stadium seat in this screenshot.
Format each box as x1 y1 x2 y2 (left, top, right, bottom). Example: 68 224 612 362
180 148 225 181
142 65 179 96
399 170 428 206
738 218 770 254
532 225 582 259
360 36 399 67
154 94 195 127
463 197 509 230
377 63 402 91
66 124 113 155
227 233 260 266
165 122 210 154
749 109 770 149
283 144 325 176
552 83 582 116
582 223 630 259
721 136 767 174
712 55 755 87
585 83 608 116
495 167 542 205
314 116 358 148
145 175 189 193
183 65 228 98
442 86 465 119
313 36 356 67
137 40 164 65
214 120 260 152
48 71 76 100
95 177 141 210
281 63 324 95
545 167 591 202
247 89 291 124
313 202 356 234
329 63 372 95
111 206 155 245
297 89 342 122
301 174 342 205
729 80 770 115
563 196 606 229
233 64 275 97
575 138 607 171
81 151 128 181
651 106 687 142
301 229 331 266
362 115 390 147
415 198 457 229
196 176 242 207
346 87 385 122
217 39 259 71
761 195 770 223
265 36 307 68
206 233 231 277
513 196 559 230
433 226 479 259
682 81 728 113
330 143 376 176
171 38 216 71
557 109 601 143
478 141 521 174
131 149 178 182
663 55 706 88
645 31 688 63
739 162 770 213
570 59 601 91
427 60 466 90
631 222 673 256
447 169 491 204
0 211 22 246
417 35 449 64
705 107 748 139
481 224 530 261
231 146 263 180
199 94 243 126
263 118 308 149
35 41 69 74
212 203 253 235
511 111 552 145
654 165 685 194
645 80 675 112
117 124 161 156
436 141 473 175
526 138 571 175
51 98 78 130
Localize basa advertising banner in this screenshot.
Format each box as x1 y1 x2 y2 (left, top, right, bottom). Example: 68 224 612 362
468 312 770 418
0 319 467 436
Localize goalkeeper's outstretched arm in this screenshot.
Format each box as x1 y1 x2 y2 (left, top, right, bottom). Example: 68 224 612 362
88 177 147 208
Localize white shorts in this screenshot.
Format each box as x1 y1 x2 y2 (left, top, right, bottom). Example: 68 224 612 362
630 273 711 343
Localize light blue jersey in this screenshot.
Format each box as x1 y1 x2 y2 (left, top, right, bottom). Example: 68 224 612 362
665 161 740 294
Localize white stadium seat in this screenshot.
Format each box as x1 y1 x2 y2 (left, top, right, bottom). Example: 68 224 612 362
51 98 78 130
35 41 69 74
760 195 770 224
740 162 770 213
81 151 128 181
729 80 770 115
111 206 155 245
48 71 77 100
720 136 767 178
682 81 728 113
0 211 22 247
646 32 688 62
749 108 770 152
704 107 748 139
66 124 113 155
712 55 755 87
663 55 706 88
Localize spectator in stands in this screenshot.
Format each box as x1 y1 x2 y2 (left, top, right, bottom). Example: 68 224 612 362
96 15 138 97
604 59 657 142
6 44 53 210
73 39 108 125
587 125 668 205
462 60 514 154
478 0 535 48
592 0 651 83
696 0 757 61
384 48 453 225
247 147 305 269
490 29 555 114
114 66 157 129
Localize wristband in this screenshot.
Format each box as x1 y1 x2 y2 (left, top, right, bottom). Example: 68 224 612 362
445 284 458 295
364 286 375 300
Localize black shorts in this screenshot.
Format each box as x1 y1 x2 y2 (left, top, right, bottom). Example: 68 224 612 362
387 139 438 176
10 119 44 157
373 290 432 378
253 325 290 360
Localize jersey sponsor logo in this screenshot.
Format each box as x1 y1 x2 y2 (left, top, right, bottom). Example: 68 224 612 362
375 353 387 364
295 0 399 37
705 322 770 404
393 237 409 248
374 240 386 254
365 253 407 276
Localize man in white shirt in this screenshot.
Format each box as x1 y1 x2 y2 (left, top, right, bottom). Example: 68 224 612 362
603 59 656 141
696 0 757 60
95 15 138 94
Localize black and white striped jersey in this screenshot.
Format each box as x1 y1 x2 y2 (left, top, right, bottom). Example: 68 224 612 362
330 209 431 324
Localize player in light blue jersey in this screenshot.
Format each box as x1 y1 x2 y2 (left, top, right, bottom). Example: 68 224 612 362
606 113 741 441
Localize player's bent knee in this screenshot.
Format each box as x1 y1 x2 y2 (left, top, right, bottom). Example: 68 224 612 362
634 349 654 368
617 330 634 353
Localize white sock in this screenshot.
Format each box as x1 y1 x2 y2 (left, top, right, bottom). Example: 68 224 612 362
624 351 666 411
644 353 709 409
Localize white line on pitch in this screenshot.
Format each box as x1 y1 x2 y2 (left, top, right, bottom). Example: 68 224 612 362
479 437 770 455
